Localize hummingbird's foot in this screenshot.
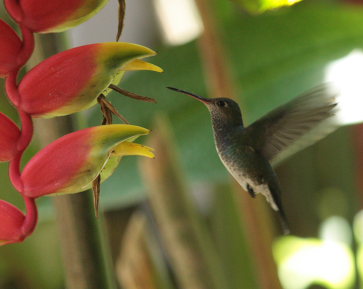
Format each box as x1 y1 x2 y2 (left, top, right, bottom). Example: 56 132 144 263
246 184 256 198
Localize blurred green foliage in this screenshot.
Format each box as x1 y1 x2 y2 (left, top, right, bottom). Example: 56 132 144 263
1 1 363 288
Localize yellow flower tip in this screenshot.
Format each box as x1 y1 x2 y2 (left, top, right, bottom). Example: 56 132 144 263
90 124 150 156
127 43 157 57
122 59 163 73
97 124 150 136
101 42 157 59
143 145 156 159
112 142 155 158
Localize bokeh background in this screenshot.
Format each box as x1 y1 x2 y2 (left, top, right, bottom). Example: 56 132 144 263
1 0 363 288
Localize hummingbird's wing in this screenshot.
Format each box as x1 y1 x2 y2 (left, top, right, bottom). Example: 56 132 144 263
246 85 338 166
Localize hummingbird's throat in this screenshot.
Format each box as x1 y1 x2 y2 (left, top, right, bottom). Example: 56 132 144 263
209 109 244 131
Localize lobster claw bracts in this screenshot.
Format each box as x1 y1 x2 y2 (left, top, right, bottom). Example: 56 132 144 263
18 42 161 118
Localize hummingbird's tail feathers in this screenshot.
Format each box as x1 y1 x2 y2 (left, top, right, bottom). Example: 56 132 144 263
268 183 290 234
273 195 290 234
278 211 290 235
264 190 279 211
267 193 290 234
247 84 338 166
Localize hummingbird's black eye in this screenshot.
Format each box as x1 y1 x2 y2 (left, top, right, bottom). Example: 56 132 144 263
216 100 227 107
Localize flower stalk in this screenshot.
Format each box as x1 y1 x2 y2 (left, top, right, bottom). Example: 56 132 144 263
4 20 37 241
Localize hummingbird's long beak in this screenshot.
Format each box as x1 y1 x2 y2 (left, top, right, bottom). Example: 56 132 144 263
167 87 212 104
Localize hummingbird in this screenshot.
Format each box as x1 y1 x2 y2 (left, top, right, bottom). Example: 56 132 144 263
167 86 337 234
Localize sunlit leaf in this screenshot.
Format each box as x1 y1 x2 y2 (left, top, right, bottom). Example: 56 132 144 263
235 0 302 13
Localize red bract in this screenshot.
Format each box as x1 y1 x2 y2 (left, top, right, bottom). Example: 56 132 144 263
1 0 159 246
0 112 21 162
21 124 150 198
18 42 157 118
0 200 25 245
4 0 107 33
0 19 22 77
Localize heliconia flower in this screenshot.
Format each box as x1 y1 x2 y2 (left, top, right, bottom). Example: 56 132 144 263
122 59 162 72
21 124 150 198
0 19 22 77
83 142 155 190
0 200 25 246
18 42 162 118
0 112 21 162
4 0 107 33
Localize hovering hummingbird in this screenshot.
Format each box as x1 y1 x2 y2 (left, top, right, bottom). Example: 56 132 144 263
167 86 337 234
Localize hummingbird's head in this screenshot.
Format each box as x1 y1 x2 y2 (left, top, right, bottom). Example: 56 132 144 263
167 87 243 129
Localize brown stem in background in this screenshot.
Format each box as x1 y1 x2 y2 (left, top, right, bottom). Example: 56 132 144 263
31 33 117 289
194 0 237 99
116 0 126 41
116 211 175 289
117 213 153 289
234 181 283 289
93 175 102 217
